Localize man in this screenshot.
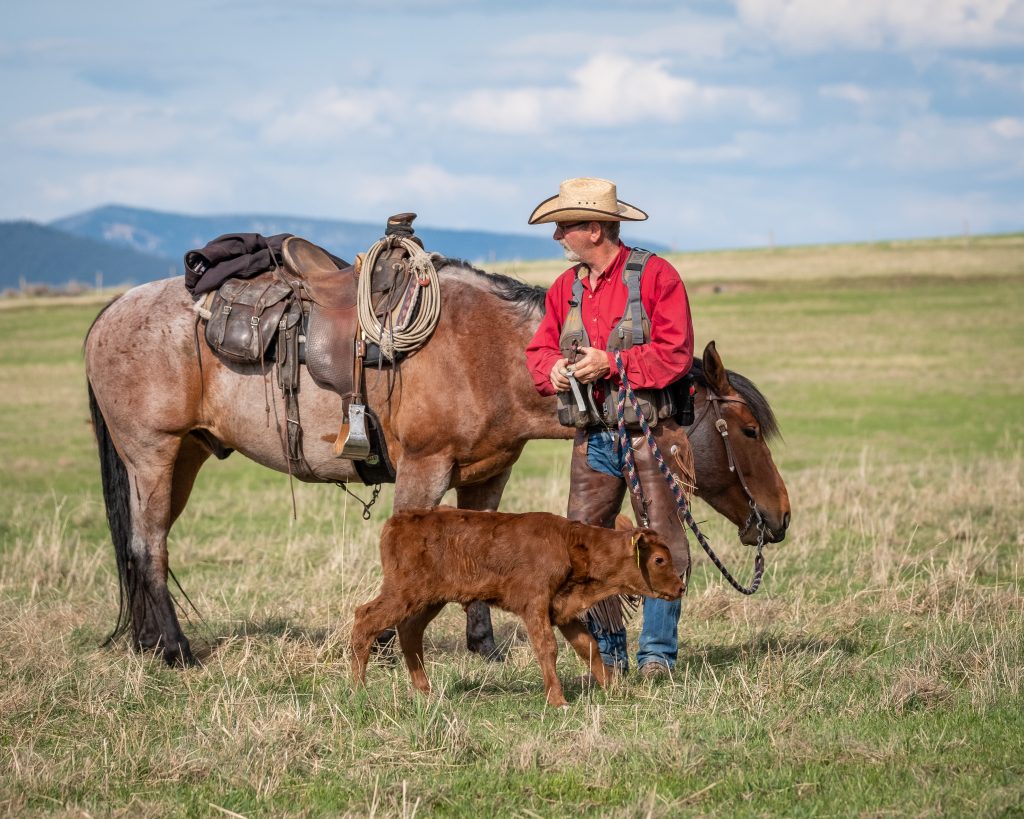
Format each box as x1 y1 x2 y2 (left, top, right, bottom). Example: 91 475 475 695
524 177 695 679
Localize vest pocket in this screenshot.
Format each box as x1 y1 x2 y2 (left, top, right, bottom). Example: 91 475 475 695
557 390 599 428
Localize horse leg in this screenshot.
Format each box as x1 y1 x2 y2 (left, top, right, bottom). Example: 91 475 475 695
456 469 512 661
89 385 197 666
392 454 455 511
125 439 198 666
169 434 212 527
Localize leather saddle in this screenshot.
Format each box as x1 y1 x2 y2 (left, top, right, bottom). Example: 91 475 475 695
195 224 422 484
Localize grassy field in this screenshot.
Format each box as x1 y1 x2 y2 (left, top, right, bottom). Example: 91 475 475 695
1 235 1022 817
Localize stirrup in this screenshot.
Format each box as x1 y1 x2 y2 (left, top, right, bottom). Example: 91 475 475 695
334 403 371 460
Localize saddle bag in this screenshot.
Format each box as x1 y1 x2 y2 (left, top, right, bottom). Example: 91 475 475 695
204 275 295 364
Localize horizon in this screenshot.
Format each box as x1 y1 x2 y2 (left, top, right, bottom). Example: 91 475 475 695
4 2 1023 252
5 201 1023 260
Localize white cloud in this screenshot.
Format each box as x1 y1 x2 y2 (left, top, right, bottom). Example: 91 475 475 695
950 59 1024 92
819 83 872 105
332 163 522 228
661 114 1024 178
889 116 1024 171
12 105 191 155
259 87 400 146
990 116 1024 138
503 21 735 63
451 54 794 134
818 84 931 119
735 0 1024 51
37 165 230 214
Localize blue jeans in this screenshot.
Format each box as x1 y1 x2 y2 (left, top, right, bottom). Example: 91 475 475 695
586 428 624 477
585 429 681 671
589 597 680 672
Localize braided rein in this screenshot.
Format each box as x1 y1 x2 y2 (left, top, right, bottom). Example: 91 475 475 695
613 352 765 596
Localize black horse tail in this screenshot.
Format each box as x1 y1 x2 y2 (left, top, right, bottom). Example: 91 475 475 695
87 380 135 644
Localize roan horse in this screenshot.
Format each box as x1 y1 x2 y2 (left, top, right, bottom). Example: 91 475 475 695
85 259 790 666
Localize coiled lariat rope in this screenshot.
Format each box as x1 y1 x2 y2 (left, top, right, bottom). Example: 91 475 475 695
613 351 765 595
358 235 442 360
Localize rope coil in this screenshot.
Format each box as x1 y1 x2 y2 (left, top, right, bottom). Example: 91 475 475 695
358 235 442 359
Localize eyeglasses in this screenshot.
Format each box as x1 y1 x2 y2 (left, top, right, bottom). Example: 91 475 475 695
555 221 589 233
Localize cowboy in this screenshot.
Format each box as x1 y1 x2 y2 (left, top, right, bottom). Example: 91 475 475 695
524 177 695 679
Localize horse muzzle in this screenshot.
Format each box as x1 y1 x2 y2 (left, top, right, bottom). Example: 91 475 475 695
739 509 789 545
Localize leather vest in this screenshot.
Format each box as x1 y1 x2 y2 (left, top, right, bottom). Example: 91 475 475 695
556 248 677 429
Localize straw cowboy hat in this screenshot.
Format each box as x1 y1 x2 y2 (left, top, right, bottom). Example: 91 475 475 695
528 177 647 225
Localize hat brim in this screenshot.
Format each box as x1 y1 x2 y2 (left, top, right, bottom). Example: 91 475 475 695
528 196 647 225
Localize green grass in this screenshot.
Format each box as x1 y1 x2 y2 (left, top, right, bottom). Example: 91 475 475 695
1 236 1022 816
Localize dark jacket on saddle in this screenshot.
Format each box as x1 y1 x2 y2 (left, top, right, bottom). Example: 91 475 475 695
183 233 348 296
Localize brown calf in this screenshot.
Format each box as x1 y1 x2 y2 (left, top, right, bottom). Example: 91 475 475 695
351 507 686 707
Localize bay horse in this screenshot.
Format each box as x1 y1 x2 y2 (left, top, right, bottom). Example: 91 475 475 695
85 259 790 666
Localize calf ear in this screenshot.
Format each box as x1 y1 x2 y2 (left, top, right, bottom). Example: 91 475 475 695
632 529 660 559
569 542 591 577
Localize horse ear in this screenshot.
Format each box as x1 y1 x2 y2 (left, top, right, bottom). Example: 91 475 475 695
702 340 730 395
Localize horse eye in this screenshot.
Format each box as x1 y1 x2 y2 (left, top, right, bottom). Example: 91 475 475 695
654 556 665 565
743 427 758 439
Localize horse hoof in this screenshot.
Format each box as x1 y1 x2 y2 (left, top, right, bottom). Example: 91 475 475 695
163 641 198 668
370 630 399 664
469 640 506 663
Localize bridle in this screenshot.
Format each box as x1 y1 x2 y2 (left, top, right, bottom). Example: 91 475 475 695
686 388 770 550
613 352 766 595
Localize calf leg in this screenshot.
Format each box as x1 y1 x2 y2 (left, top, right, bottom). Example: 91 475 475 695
351 590 413 684
397 602 445 694
557 619 611 688
520 607 568 708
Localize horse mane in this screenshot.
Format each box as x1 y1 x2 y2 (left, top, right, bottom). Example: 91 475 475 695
689 358 781 442
435 256 547 320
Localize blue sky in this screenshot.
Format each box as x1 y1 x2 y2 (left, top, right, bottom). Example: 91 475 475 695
3 0 1023 250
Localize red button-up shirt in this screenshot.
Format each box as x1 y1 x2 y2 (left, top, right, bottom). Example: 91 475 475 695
525 243 694 397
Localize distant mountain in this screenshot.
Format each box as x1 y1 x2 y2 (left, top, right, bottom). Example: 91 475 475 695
50 204 581 266
0 221 177 291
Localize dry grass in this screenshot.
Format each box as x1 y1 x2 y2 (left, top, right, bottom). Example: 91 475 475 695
2 447 1022 815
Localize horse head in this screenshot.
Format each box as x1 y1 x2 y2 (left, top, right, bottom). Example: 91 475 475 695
688 341 791 546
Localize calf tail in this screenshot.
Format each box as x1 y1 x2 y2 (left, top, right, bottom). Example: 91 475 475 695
87 380 135 644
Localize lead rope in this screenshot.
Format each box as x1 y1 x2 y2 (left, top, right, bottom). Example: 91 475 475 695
613 352 765 595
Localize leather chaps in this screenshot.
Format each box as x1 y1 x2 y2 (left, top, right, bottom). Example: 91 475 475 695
567 419 693 632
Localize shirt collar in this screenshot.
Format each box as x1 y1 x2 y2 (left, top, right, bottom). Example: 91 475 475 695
578 242 630 288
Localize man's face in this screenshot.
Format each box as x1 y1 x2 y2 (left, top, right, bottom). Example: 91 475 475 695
553 221 591 262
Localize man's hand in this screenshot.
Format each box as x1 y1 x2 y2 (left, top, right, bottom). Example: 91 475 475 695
570 346 611 384
549 358 571 392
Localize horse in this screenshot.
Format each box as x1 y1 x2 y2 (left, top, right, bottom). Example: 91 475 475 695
84 258 790 666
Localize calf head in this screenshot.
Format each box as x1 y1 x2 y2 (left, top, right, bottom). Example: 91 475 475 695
625 529 687 600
